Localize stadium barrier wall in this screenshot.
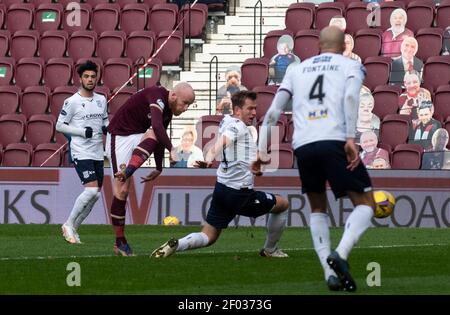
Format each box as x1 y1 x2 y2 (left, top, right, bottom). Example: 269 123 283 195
0 168 449 227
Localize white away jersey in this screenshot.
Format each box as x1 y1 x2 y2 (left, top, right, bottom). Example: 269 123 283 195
57 92 108 160
217 115 257 190
280 53 366 149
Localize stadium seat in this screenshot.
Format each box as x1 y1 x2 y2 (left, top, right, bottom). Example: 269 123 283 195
179 3 208 38
133 58 162 90
0 4 4 30
62 3 91 34
380 1 406 31
39 30 69 62
96 31 126 63
32 142 62 167
345 2 372 36
120 4 148 35
102 58 133 91
49 85 78 119
445 117 450 150
62 146 72 166
44 58 73 91
1 143 33 166
379 114 410 149
72 57 103 87
363 56 391 91
6 3 34 33
148 3 179 36
241 58 269 91
26 114 55 148
108 86 137 115
195 114 223 149
406 1 435 34
34 3 63 34
58 0 83 7
142 0 167 9
94 86 110 101
353 28 383 62
253 85 278 121
263 29 294 60
415 28 444 63
117 0 142 8
155 30 183 65
15 57 44 90
68 31 97 61
20 86 50 119
433 85 450 123
0 57 15 86
293 29 320 61
91 3 120 34
126 31 156 64
284 3 315 34
0 114 26 146
0 143 2 165
436 0 450 29
391 143 423 170
10 30 39 60
372 85 402 120
85 0 110 6
315 2 345 31
29 0 54 6
0 30 11 57
0 85 20 115
269 143 293 169
422 56 450 93
257 114 287 144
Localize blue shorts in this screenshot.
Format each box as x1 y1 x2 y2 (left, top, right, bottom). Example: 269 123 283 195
206 182 277 229
73 159 104 187
294 140 372 199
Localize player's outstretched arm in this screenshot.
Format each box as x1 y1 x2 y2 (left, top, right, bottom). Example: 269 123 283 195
194 135 232 168
150 104 173 152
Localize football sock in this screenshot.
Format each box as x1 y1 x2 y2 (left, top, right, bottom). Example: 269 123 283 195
177 232 209 251
310 212 336 280
111 196 127 244
74 192 100 230
66 187 99 227
336 205 374 260
263 211 287 252
124 138 157 179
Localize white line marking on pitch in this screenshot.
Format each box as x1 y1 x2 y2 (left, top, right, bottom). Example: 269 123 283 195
0 243 447 261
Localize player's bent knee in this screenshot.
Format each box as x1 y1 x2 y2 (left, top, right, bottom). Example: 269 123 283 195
272 195 289 213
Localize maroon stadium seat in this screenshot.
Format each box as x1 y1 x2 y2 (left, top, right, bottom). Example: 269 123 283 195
120 4 148 35
15 57 44 89
39 30 69 62
96 31 126 63
0 114 26 146
0 30 10 57
133 57 162 90
269 143 293 169
345 2 372 36
148 3 178 36
94 86 110 101
6 3 34 33
363 56 391 91
34 3 63 34
117 0 141 8
315 2 345 31
29 0 54 6
102 57 133 91
50 86 78 119
433 85 450 123
0 4 5 30
142 0 167 10
72 57 103 87
353 28 383 62
68 31 97 61
179 3 208 38
372 84 402 120
62 3 91 34
0 57 15 86
436 0 450 29
257 114 287 144
91 3 120 34
293 29 320 61
26 114 55 148
2 143 33 166
380 1 406 31
284 3 315 34
391 143 423 170
263 29 294 60
0 85 20 115
109 86 137 115
126 31 156 64
155 30 183 65
86 0 110 6
10 30 39 60
241 57 269 91
58 0 83 7
253 85 278 121
20 86 50 119
422 56 450 93
44 58 73 91
195 114 223 149
379 114 410 148
406 1 435 34
415 28 444 63
32 142 62 167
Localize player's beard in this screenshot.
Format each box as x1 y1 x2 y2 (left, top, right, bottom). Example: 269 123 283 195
82 82 95 92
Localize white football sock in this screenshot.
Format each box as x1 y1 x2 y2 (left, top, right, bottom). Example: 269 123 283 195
177 232 209 251
310 212 336 280
66 187 99 227
336 205 374 260
74 192 100 229
263 211 287 252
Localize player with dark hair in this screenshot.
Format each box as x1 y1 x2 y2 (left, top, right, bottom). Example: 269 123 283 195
254 26 376 292
151 90 290 259
56 60 108 244
107 82 195 256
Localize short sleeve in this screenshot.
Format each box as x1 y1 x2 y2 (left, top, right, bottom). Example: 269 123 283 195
279 63 295 95
57 99 75 124
347 60 366 82
222 120 242 142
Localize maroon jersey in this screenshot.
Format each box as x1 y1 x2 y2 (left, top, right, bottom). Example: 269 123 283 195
108 86 172 136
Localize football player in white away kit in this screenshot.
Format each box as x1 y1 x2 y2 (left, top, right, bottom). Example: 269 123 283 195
151 91 290 258
253 27 376 292
56 60 108 244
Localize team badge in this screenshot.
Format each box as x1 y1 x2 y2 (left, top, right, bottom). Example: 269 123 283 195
156 99 165 110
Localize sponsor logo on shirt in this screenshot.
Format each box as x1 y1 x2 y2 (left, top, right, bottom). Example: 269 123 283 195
308 108 328 120
61 110 67 116
156 99 165 110
96 100 102 108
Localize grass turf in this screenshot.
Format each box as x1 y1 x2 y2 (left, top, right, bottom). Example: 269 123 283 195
1 224 450 294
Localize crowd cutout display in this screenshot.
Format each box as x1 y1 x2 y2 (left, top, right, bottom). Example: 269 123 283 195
408 100 442 151
389 36 423 86
216 67 247 115
398 71 432 121
171 127 205 168
382 8 414 59
359 130 391 169
421 128 450 170
356 91 381 141
344 34 362 63
268 35 300 85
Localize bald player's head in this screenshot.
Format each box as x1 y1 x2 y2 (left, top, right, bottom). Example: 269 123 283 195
169 82 195 116
319 26 346 54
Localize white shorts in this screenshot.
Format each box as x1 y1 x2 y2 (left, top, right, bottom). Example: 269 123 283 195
105 132 145 176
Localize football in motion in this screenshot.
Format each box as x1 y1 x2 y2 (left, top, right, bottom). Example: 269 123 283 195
373 190 396 218
163 216 181 226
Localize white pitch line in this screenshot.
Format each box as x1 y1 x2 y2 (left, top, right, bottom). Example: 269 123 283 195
0 243 447 261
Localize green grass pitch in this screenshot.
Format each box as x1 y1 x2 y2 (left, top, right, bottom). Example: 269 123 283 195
1 224 450 294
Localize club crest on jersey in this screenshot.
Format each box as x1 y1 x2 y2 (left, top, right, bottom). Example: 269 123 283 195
156 99 165 110
308 108 328 120
96 100 102 108
82 103 85 108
